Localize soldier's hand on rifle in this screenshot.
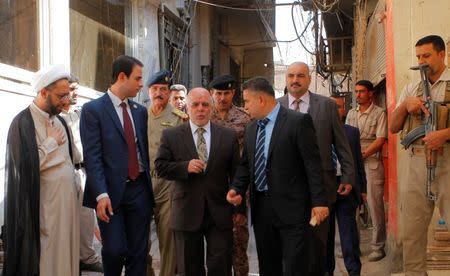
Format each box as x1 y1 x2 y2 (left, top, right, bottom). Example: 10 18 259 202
423 129 450 150
403 96 430 117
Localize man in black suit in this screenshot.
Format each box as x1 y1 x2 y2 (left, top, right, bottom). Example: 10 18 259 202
327 96 367 276
227 77 328 276
155 87 240 276
278 62 355 275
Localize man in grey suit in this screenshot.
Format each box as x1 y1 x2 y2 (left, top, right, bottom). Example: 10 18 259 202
278 62 355 275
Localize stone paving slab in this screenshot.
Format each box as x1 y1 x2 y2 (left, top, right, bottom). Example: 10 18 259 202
82 221 450 276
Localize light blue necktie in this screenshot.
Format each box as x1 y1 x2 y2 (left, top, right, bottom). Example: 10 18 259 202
254 118 270 192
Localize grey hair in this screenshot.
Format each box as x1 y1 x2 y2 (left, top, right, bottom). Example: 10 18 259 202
170 84 187 94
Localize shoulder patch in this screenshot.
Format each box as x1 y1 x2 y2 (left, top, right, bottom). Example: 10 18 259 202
172 108 189 120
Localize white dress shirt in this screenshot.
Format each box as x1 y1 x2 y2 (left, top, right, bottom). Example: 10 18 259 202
288 91 310 113
189 120 211 159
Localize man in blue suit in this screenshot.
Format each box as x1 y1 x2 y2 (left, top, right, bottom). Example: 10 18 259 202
327 95 367 276
80 55 155 275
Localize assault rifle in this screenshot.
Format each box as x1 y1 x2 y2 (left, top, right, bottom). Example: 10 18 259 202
401 63 437 201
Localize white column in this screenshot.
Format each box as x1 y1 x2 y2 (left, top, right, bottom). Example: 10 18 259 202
40 0 71 68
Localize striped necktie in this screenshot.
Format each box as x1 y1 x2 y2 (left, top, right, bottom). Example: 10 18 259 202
331 145 338 169
254 118 270 191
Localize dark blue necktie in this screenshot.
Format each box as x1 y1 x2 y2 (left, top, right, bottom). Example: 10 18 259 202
255 118 270 191
331 145 338 169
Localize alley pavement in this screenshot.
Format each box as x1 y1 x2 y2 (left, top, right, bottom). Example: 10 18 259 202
83 221 450 276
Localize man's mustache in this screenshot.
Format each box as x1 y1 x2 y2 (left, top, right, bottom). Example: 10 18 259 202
290 82 301 87
153 95 164 100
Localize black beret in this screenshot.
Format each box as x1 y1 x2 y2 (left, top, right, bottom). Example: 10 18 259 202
147 69 172 87
209 75 236 90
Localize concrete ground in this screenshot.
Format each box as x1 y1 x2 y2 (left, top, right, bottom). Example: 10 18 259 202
83 221 450 276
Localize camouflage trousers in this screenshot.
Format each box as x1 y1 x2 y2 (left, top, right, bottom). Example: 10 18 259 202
232 216 249 276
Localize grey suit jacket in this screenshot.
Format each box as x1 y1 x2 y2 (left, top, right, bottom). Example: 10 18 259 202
278 93 355 203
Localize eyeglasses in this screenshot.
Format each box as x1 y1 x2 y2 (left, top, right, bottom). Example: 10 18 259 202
51 93 72 101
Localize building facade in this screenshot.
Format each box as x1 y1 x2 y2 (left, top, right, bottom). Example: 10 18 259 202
0 0 275 224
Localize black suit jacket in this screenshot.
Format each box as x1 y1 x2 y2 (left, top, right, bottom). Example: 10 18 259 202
232 106 327 225
155 122 240 231
343 124 367 204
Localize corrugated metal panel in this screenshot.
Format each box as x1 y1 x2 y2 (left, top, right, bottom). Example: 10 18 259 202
363 0 386 86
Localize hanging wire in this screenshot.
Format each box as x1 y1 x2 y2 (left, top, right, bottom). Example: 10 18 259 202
311 0 340 13
291 1 316 56
192 0 273 11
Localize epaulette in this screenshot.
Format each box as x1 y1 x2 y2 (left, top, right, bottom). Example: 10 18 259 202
235 106 249 115
172 108 189 120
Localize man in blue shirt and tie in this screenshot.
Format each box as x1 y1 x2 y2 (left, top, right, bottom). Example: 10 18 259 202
227 77 328 276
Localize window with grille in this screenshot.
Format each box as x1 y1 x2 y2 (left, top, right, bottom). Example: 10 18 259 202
159 5 189 86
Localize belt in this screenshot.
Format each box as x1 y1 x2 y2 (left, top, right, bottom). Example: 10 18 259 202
411 146 445 156
254 190 270 197
75 162 84 170
126 172 145 183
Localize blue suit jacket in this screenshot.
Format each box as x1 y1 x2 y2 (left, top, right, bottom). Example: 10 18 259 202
343 124 367 204
80 93 154 209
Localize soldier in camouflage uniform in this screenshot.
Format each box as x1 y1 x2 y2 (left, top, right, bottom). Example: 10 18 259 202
146 70 188 276
209 75 251 276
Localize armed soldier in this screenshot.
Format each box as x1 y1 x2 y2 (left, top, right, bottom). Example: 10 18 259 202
346 80 387 262
390 35 450 275
146 70 188 276
209 75 251 276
